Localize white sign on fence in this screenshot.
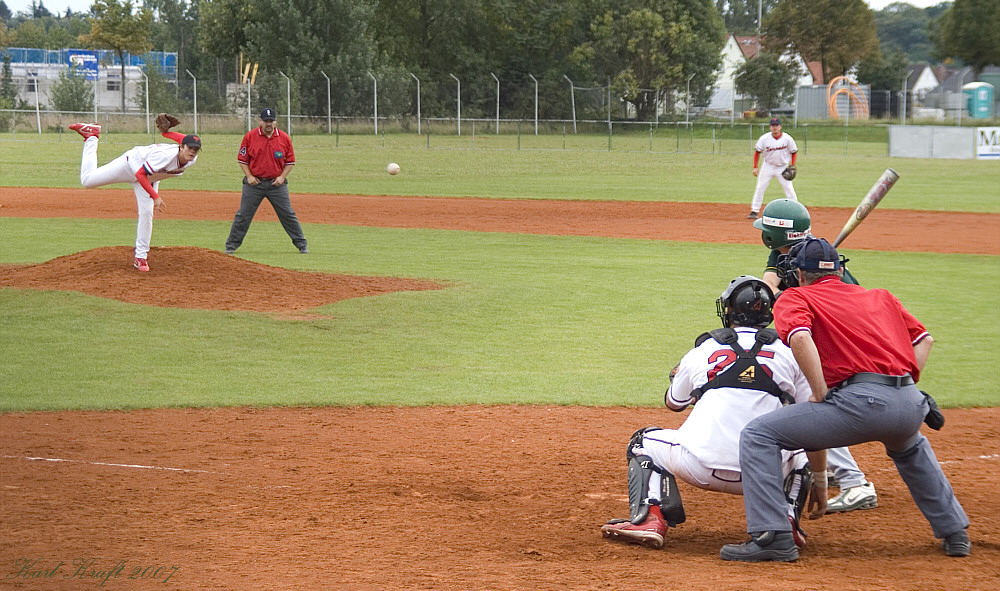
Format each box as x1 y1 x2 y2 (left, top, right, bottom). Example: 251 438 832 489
976 127 1000 159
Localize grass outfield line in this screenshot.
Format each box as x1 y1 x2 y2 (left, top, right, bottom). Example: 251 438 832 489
2 133 998 412
2 132 999 212
1 219 997 411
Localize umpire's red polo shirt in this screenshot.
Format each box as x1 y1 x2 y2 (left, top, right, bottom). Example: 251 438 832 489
238 127 295 179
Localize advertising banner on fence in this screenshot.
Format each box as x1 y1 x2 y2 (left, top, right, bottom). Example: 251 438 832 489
977 127 1000 159
67 50 98 81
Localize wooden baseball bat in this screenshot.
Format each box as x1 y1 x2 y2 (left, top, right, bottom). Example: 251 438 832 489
832 168 899 248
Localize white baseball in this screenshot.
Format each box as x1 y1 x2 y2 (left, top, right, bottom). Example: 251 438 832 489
386 162 400 175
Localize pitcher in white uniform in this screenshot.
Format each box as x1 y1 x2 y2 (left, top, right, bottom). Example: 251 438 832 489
749 118 798 219
601 276 813 551
70 121 200 272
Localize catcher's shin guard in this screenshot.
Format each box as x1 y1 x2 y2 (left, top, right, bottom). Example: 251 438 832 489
784 465 812 524
625 456 687 527
627 454 658 524
658 469 686 526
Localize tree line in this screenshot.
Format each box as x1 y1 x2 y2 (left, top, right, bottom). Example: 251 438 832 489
1 0 997 119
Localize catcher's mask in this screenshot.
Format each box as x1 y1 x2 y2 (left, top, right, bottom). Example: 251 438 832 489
716 275 774 329
753 199 811 249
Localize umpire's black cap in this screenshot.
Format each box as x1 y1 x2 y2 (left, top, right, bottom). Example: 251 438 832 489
789 238 840 271
260 107 276 121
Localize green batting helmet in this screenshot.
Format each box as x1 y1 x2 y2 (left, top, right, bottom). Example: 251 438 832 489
752 199 811 249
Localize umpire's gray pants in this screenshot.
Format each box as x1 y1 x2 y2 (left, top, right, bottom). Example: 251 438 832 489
225 178 307 251
739 383 968 539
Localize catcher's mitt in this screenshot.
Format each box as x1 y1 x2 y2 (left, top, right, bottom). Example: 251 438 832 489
155 113 181 133
781 165 797 181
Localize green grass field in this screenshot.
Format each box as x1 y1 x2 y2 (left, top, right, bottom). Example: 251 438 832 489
1 130 998 412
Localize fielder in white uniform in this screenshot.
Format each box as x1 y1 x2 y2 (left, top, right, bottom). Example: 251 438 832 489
601 276 812 550
749 118 797 218
70 122 200 272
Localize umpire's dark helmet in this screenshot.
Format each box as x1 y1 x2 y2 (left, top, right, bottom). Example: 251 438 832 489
716 275 774 329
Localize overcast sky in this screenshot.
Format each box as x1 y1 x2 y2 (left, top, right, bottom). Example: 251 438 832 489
5 0 951 20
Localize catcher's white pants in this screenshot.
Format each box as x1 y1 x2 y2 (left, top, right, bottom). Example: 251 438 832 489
635 428 806 522
751 163 797 213
80 137 158 260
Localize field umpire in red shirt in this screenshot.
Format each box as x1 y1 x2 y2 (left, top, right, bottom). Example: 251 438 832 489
720 237 969 562
225 107 308 254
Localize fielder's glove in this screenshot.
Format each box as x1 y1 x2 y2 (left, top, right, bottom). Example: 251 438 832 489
781 166 797 181
155 113 181 133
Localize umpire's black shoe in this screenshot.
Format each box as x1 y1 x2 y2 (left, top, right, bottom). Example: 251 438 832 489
720 531 798 562
942 529 970 557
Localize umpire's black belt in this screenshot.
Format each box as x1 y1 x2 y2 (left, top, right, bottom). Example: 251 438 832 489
841 372 914 388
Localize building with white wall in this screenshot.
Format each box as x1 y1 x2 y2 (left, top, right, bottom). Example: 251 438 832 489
3 47 177 112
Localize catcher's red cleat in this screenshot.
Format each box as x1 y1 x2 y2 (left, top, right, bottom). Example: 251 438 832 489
133 257 150 272
601 505 667 549
69 123 101 139
789 516 807 549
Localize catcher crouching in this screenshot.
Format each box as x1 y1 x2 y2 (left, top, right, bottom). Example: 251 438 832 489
601 275 816 555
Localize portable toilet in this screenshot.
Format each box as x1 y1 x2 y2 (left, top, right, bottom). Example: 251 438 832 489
963 82 995 119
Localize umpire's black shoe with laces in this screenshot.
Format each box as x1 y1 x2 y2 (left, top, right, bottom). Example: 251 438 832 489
720 531 798 562
942 529 970 557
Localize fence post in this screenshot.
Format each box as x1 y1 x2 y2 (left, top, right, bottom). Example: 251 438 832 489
449 73 461 135
279 70 291 135
563 75 576 134
320 70 331 134
409 73 421 135
491 72 499 134
141 70 149 134
528 73 538 135
186 69 198 134
367 71 378 135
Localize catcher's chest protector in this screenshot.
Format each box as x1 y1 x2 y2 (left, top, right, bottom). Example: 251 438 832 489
691 328 793 405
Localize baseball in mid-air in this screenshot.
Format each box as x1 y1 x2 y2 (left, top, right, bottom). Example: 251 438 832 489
386 162 400 175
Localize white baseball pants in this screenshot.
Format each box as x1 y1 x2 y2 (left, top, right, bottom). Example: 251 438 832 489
637 428 806 497
80 137 158 260
751 163 797 213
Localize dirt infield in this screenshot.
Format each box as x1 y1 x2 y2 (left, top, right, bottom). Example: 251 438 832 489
1 189 998 590
1 407 997 591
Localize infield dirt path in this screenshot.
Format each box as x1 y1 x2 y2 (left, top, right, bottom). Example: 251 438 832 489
2 187 999 255
1 188 998 591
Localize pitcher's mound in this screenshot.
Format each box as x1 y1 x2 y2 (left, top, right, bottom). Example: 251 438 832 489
0 246 443 313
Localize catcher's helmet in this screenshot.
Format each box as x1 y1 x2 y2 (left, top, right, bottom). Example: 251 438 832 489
753 199 811 249
716 275 774 329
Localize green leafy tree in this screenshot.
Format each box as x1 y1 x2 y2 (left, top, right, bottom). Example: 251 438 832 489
372 0 496 117
11 19 49 47
199 0 377 118
933 0 1000 77
734 50 799 113
764 0 880 83
715 0 778 34
856 46 908 91
79 0 152 112
50 66 95 112
873 2 934 63
131 62 185 113
573 0 726 121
